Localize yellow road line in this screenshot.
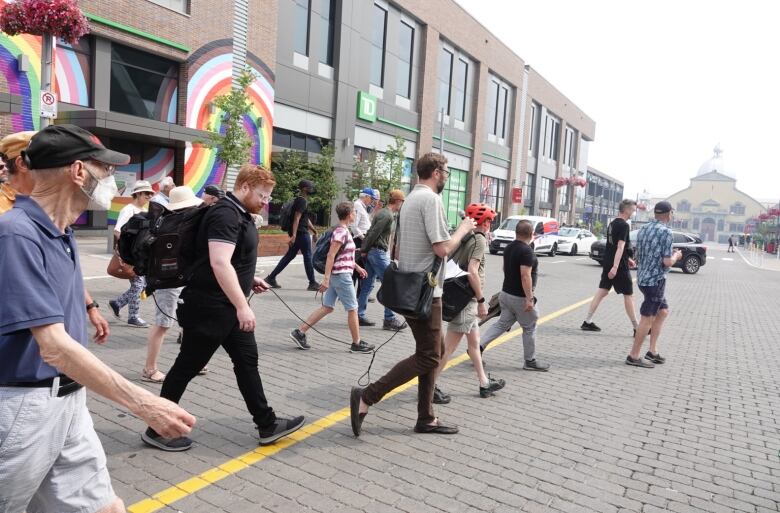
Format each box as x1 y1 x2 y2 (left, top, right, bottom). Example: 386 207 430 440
128 294 594 513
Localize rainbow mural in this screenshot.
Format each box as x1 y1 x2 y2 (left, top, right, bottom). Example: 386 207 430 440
183 44 274 195
54 41 90 107
107 146 175 222
0 32 41 131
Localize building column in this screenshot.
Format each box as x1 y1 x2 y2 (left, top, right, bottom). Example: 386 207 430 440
508 66 528 217
415 24 440 160
467 61 489 205
551 120 565 219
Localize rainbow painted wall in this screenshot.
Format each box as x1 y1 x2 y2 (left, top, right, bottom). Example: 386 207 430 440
0 30 274 223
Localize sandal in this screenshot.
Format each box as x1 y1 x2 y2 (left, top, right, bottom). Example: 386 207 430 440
142 368 166 383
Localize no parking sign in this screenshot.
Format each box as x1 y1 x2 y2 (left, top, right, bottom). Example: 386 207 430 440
40 90 57 119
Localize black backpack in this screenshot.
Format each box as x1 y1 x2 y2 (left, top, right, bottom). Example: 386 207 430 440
278 198 296 232
118 201 210 294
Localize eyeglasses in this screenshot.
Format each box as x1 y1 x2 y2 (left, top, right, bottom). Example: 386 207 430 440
254 189 272 202
437 167 450 177
85 161 116 178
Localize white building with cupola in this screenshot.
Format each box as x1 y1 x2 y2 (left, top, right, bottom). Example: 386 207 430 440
663 146 764 243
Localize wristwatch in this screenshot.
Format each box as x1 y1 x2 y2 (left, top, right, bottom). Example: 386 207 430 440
477 297 486 304
86 301 99 311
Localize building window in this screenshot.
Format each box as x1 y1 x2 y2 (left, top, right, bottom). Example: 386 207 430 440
558 184 568 208
437 47 453 115
542 111 560 160
524 172 536 206
677 200 691 212
540 177 553 205
528 102 539 154
56 38 91 107
146 0 189 14
717 219 724 231
486 79 498 135
486 76 511 141
110 43 178 123
563 127 577 167
441 168 468 228
693 218 700 230
318 0 335 65
479 175 506 224
293 0 311 56
370 4 387 87
452 58 468 121
730 203 745 215
397 21 414 99
272 127 327 153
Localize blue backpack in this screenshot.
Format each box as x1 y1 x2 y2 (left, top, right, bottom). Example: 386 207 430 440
312 227 346 274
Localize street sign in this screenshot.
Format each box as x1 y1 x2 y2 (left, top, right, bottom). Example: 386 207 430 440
40 90 57 119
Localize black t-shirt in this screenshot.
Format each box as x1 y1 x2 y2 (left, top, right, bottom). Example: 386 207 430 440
603 217 631 272
502 240 538 297
188 192 257 301
290 196 309 235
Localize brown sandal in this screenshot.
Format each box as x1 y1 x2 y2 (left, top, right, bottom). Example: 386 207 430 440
141 368 166 383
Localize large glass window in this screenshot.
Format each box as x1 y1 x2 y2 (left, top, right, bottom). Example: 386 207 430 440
524 172 536 206
318 0 335 65
56 38 91 107
539 177 553 205
487 76 511 141
558 184 568 207
486 79 498 136
437 47 453 115
528 102 539 153
110 43 178 123
442 168 468 228
479 175 506 225
563 127 577 167
397 21 414 99
542 112 560 160
370 4 387 87
293 0 311 55
452 58 468 121
272 127 326 153
147 0 189 14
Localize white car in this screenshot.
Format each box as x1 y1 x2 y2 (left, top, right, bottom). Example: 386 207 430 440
554 227 598 255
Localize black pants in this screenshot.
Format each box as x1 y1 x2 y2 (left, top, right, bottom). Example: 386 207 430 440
268 231 316 284
160 291 276 428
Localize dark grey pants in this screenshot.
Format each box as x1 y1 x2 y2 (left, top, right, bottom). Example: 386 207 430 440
480 291 538 362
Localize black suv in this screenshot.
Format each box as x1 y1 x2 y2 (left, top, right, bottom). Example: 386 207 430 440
589 230 707 274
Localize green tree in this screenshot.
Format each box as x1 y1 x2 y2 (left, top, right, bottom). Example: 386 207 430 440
270 149 307 204
593 220 605 238
343 135 407 200
344 149 377 200
306 142 337 215
202 67 257 190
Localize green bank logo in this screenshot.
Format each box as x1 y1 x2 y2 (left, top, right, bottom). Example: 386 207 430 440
357 91 377 122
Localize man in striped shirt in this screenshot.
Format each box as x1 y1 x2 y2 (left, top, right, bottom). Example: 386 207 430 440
291 202 375 353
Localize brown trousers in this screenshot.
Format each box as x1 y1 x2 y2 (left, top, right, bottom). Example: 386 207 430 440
362 298 444 424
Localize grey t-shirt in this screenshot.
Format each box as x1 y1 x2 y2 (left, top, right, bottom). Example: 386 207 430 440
397 184 451 297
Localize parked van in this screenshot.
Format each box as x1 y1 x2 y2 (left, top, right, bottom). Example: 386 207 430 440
489 216 559 255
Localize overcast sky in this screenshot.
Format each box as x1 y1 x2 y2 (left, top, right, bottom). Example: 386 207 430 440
455 0 780 203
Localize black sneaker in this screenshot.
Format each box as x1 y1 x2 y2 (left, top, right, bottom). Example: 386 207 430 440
523 359 550 372
581 321 601 332
141 427 193 452
290 329 311 350
433 385 451 404
350 340 374 353
108 300 121 319
358 317 376 327
176 332 183 345
307 282 320 291
266 277 281 289
644 351 666 364
382 318 408 331
626 355 654 368
257 416 305 446
479 375 506 398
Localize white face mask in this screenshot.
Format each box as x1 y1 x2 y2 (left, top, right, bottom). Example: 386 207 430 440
81 167 118 211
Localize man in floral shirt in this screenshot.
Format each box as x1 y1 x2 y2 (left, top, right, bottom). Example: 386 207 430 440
627 201 682 368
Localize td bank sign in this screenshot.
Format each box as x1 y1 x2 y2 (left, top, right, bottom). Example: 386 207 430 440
356 91 377 122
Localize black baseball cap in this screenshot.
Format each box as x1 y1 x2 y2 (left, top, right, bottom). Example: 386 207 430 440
204 184 225 198
23 124 130 170
654 201 673 214
299 179 315 190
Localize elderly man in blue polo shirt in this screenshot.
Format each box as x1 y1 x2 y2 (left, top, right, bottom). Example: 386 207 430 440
0 125 195 513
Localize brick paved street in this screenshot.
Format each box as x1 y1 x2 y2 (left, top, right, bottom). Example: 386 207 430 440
76 237 780 513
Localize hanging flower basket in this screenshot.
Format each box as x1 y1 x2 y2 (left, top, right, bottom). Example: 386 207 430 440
571 177 587 188
0 0 89 45
554 177 568 188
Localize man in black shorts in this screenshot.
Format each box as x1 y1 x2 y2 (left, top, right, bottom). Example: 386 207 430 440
581 199 639 335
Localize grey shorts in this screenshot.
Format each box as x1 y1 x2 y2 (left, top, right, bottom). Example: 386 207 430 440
153 287 184 328
448 299 478 333
0 387 116 513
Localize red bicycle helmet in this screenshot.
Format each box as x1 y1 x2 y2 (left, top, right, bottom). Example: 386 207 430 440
465 203 497 225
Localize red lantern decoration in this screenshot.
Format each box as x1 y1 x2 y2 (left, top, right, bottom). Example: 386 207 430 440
0 0 90 45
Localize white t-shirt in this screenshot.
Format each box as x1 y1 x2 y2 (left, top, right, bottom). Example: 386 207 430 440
115 204 144 233
351 199 371 238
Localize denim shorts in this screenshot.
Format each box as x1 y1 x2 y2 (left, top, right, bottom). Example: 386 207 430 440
323 272 358 311
639 279 669 317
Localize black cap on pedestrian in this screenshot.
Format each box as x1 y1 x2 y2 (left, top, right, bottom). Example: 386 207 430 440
23 124 131 170
299 179 314 190
654 201 673 214
204 184 225 198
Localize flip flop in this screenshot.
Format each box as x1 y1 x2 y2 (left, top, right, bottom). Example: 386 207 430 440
350 386 367 437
